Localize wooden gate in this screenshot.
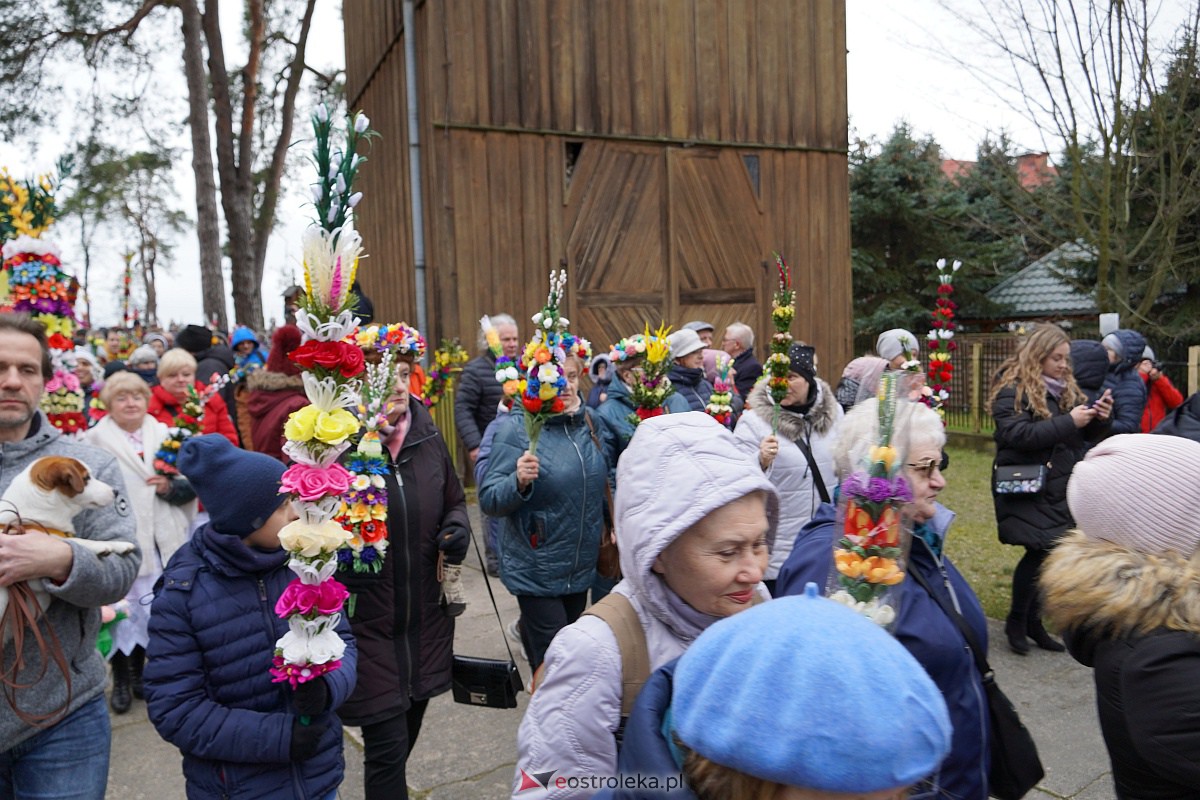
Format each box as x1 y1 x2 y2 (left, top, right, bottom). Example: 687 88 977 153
565 141 767 349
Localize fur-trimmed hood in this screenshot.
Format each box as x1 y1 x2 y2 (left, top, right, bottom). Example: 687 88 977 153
1041 530 1200 642
245 368 305 393
747 377 839 441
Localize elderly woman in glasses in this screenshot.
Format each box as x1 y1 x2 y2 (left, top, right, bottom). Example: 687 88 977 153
777 398 991 800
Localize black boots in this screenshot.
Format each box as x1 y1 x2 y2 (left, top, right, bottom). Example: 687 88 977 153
1005 615 1030 656
110 652 132 714
130 646 146 699
1027 618 1067 652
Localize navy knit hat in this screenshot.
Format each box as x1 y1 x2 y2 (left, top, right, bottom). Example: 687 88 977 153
672 585 951 793
177 435 287 536
786 343 816 382
176 324 213 355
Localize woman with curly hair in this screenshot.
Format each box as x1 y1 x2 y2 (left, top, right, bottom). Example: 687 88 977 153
989 325 1112 655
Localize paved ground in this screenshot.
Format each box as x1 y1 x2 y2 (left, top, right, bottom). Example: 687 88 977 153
107 504 1117 799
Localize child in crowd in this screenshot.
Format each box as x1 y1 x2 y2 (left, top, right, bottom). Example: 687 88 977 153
144 435 356 800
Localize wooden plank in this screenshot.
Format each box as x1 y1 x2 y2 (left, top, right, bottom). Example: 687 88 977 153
572 2 594 131
680 288 757 304
608 0 631 134
628 0 653 134
663 0 690 139
548 0 575 130
544 137 566 295
693 0 720 142
517 0 546 128
755 0 781 144
593 0 612 132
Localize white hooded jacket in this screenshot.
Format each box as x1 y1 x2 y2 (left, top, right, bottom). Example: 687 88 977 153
512 412 779 799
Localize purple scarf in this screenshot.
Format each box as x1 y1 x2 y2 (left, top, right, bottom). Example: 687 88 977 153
1043 375 1066 401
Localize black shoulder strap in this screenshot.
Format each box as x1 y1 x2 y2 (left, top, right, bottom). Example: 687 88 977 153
470 525 521 667
907 565 993 680
793 433 831 505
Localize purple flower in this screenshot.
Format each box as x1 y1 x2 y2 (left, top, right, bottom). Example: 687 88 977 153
864 477 894 503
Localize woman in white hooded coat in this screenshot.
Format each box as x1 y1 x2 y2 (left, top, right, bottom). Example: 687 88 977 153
512 411 779 800
732 343 840 593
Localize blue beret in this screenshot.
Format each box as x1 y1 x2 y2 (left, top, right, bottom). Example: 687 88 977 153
671 585 952 793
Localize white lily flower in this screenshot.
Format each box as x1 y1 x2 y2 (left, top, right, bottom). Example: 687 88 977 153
543 318 553 330
287 554 339 584
335 174 347 194
315 105 329 123
953 260 962 271
531 312 543 325
348 192 363 208
303 371 362 411
282 439 351 467
355 113 370 133
277 619 346 665
936 258 946 270
289 495 344 525
310 185 322 203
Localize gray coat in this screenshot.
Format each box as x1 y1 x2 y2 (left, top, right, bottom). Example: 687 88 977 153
0 412 140 749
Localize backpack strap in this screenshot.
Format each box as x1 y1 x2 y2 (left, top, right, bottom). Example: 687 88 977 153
582 592 649 718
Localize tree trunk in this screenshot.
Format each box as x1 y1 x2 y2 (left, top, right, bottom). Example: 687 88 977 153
180 0 227 330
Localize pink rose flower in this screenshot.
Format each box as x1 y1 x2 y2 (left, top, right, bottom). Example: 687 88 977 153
279 462 354 501
275 578 350 618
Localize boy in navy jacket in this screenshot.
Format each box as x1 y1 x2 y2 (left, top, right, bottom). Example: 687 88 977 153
145 435 357 800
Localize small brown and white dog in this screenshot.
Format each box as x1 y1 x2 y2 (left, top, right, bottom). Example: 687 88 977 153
0 456 135 631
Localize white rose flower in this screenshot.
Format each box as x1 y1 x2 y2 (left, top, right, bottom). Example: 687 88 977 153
279 520 352 558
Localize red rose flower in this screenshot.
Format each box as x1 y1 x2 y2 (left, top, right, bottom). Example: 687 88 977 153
337 342 365 378
522 395 543 413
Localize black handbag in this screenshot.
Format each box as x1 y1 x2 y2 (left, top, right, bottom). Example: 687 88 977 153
450 534 525 709
908 568 1044 800
992 463 1048 495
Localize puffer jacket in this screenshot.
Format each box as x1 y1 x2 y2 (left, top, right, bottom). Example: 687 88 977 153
667 365 715 413
245 369 309 460
512 412 779 800
480 404 615 597
1101 329 1148 436
732 380 841 579
1141 370 1184 432
1070 340 1110 404
0 412 140 750
1153 392 1200 443
338 398 470 726
593 376 690 458
145 523 356 800
777 503 990 800
148 381 240 446
991 384 1109 548
1042 532 1200 799
453 353 504 452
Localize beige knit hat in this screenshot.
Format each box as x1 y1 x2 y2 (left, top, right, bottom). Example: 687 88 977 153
1067 434 1200 557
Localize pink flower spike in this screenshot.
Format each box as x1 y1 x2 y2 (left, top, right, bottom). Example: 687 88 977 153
330 254 343 309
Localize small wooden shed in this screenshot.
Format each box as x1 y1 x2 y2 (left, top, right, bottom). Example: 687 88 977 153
343 0 852 372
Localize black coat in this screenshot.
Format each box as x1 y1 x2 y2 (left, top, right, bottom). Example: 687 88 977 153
991 384 1108 548
1069 340 1109 403
732 349 762 397
453 353 504 451
338 400 471 726
1153 392 1200 444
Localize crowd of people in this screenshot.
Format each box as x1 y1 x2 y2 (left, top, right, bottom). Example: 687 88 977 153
0 302 1196 800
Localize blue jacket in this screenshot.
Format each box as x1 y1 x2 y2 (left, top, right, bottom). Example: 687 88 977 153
776 503 990 800
480 406 616 597
594 660 694 800
1101 329 1148 436
593 377 690 457
145 523 357 800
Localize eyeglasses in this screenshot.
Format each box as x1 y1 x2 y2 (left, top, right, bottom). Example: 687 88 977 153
907 451 950 477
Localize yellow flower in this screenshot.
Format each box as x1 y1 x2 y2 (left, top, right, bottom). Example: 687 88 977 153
870 445 897 471
284 405 321 441
644 322 673 365
313 408 360 445
538 382 558 401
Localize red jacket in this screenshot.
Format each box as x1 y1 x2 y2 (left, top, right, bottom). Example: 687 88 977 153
1140 371 1184 432
148 382 240 445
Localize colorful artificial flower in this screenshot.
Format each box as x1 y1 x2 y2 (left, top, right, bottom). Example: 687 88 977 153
422 338 469 408
517 269 575 453
924 258 961 419
828 372 911 628
624 323 676 425
705 353 735 427
765 252 796 433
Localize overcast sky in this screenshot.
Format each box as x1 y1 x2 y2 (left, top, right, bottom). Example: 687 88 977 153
2 1 1192 328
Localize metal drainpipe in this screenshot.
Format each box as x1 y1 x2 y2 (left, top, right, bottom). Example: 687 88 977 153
403 0 428 350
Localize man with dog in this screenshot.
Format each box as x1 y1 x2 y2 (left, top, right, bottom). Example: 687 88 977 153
0 314 140 799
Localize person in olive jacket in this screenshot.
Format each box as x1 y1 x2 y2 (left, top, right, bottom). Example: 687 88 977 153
988 325 1112 656
338 338 471 800
1042 434 1200 800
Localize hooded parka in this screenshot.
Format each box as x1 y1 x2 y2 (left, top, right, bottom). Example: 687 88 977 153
1042 532 1200 799
511 413 778 800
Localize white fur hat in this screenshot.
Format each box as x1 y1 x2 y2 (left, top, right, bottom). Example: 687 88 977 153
1068 434 1200 557
875 329 918 362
